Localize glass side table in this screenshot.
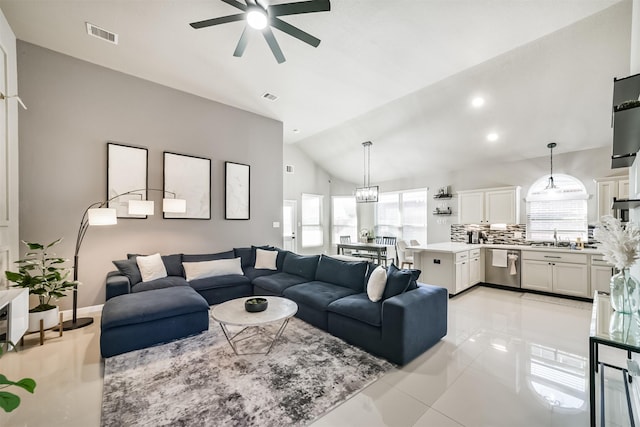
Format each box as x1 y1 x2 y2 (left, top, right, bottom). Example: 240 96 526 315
589 291 640 427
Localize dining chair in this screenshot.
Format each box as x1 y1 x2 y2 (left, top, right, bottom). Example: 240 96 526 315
382 236 397 266
339 235 352 255
397 239 414 268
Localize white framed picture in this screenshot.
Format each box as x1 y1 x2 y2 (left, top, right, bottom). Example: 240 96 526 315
163 152 211 219
225 162 250 220
107 142 148 218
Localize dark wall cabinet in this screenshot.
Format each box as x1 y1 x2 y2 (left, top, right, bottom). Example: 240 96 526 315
612 73 640 168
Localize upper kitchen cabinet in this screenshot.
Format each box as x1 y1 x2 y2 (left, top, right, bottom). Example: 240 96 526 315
611 73 640 169
595 176 629 219
458 186 521 224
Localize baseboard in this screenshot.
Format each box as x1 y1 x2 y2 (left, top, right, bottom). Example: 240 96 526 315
60 304 103 321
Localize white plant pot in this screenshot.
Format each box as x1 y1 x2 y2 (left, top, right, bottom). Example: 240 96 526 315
28 306 59 332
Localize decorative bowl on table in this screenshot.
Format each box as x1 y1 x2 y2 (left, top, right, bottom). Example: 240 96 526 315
245 297 268 313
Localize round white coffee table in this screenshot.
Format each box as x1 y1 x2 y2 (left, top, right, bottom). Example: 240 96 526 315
211 296 298 355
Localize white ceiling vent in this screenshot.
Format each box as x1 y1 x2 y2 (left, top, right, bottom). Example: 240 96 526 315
285 165 295 174
262 92 278 102
86 22 118 45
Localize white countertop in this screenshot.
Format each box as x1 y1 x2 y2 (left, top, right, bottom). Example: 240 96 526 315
408 242 602 255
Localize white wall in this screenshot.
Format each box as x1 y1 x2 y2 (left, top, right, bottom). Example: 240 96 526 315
332 146 618 244
0 9 18 291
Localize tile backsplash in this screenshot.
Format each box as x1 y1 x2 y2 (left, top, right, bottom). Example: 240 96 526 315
451 224 527 245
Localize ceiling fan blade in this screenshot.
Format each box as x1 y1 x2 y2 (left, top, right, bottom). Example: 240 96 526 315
271 17 321 47
269 0 330 17
233 26 250 57
190 14 246 29
220 0 247 11
262 27 286 64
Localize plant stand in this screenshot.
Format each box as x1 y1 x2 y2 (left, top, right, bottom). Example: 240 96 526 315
20 312 64 346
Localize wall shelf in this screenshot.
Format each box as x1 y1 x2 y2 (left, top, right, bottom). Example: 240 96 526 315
433 194 453 200
433 208 452 215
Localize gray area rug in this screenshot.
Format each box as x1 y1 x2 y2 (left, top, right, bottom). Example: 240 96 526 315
102 315 393 426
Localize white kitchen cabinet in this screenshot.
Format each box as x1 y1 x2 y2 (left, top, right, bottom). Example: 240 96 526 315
418 249 479 295
553 263 589 297
469 254 482 286
521 251 589 298
458 192 484 224
458 186 521 224
454 251 471 294
521 259 553 292
590 255 614 294
595 177 629 220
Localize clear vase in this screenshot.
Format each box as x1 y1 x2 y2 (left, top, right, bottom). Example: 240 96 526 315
610 268 640 314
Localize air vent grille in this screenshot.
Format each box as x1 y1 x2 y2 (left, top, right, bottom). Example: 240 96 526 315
285 165 295 174
262 92 278 101
86 22 118 45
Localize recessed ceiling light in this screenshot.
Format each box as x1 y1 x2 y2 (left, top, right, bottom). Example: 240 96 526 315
471 97 485 108
292 129 300 134
487 133 499 142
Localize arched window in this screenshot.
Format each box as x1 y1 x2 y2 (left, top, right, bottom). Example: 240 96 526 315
526 174 588 242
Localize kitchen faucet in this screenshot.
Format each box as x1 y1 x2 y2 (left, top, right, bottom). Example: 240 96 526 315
553 229 558 247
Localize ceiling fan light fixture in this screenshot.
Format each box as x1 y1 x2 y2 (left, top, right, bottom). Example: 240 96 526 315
247 8 268 30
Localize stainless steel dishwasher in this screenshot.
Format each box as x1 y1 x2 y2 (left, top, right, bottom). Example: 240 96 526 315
485 249 521 288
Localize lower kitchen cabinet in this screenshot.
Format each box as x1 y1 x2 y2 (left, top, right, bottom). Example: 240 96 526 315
591 255 614 294
521 251 589 298
469 254 482 287
419 249 479 296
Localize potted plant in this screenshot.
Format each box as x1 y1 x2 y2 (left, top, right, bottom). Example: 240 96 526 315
0 343 36 412
4 239 77 332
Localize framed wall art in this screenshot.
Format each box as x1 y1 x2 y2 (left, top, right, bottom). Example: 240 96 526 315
107 142 148 218
163 152 211 219
225 161 250 220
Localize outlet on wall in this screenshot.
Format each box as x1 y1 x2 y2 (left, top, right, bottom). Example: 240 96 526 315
514 231 522 239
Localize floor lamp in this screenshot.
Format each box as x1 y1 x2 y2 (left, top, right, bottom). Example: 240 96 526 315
62 189 186 330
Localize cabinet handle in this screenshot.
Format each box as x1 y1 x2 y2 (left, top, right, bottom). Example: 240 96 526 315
543 256 561 259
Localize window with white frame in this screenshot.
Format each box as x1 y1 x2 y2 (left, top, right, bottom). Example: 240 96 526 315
375 189 427 242
301 193 323 247
526 174 588 242
375 192 401 237
332 196 357 244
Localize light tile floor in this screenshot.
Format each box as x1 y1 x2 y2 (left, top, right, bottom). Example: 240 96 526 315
0 287 629 426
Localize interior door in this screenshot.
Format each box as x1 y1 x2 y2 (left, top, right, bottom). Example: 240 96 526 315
283 200 297 252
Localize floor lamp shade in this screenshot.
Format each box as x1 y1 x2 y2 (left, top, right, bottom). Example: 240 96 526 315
163 198 187 213
87 208 117 225
128 200 155 215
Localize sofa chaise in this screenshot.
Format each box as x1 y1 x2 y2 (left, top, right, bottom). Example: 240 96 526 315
102 246 448 365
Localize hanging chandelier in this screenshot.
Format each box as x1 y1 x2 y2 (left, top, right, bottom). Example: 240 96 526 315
545 142 558 190
355 141 379 203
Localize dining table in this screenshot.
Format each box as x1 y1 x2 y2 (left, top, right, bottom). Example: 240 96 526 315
336 242 389 265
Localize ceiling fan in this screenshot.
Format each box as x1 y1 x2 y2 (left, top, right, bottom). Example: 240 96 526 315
190 0 331 64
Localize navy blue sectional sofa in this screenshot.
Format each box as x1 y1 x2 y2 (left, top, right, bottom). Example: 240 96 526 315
103 246 448 365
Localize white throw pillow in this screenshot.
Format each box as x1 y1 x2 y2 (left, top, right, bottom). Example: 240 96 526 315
136 253 168 283
182 257 244 281
367 266 387 302
255 249 278 270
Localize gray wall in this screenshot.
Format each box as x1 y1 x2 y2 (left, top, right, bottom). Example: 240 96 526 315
17 41 283 310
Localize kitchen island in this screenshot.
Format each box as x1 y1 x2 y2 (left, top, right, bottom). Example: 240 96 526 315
410 242 607 298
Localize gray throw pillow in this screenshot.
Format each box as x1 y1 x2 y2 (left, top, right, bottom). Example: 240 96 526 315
113 259 142 285
382 263 413 300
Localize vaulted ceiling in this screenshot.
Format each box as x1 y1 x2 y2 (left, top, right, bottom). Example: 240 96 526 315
0 0 632 184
